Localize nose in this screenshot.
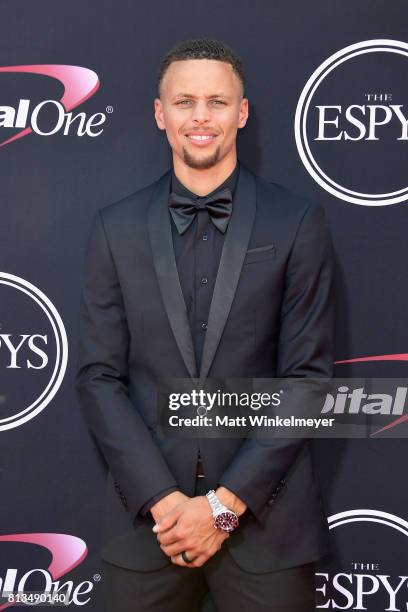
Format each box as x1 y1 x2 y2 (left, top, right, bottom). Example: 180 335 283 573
191 99 211 124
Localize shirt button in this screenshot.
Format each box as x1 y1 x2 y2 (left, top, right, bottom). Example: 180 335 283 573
201 277 208 284
201 322 208 330
202 234 208 241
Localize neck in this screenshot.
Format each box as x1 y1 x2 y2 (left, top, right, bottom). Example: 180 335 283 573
172 149 237 196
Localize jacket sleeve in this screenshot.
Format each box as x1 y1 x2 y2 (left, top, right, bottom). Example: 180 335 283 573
217 202 335 525
75 210 178 520
139 486 180 518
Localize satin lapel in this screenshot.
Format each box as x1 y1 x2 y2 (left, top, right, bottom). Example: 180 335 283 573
148 171 197 378
199 165 256 386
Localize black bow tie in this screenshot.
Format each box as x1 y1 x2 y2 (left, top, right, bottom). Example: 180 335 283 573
168 188 233 235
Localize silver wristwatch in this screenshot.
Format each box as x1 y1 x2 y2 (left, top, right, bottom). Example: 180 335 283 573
205 490 239 532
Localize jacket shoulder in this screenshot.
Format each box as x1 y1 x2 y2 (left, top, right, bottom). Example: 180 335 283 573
255 173 318 219
99 171 170 227
248 171 328 245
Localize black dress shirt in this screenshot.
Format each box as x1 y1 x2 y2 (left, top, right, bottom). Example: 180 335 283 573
171 163 239 370
139 163 240 518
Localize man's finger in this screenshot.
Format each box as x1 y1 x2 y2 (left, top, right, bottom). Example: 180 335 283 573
152 509 180 533
156 526 182 545
189 555 208 568
160 541 188 556
170 552 205 568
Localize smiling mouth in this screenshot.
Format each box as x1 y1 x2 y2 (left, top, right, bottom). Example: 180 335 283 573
185 133 218 145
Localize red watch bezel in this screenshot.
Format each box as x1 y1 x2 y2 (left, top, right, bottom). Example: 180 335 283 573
214 511 239 532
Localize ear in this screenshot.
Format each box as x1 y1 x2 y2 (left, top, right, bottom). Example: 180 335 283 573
154 98 166 130
238 97 249 129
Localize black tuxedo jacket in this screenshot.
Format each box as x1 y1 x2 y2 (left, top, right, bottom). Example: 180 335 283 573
75 164 334 573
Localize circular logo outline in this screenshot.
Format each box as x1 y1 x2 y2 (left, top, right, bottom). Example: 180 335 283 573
328 508 408 537
0 272 68 430
295 39 408 206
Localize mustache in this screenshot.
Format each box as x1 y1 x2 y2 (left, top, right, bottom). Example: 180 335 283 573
182 128 220 134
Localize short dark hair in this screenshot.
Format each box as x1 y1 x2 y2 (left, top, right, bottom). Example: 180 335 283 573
158 38 245 96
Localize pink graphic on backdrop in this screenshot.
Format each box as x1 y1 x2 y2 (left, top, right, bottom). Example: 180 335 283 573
336 353 408 364
0 65 99 147
0 533 87 610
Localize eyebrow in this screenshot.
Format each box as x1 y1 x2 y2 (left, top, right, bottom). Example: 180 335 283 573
172 93 231 100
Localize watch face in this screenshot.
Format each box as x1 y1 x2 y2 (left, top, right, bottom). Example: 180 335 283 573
214 511 239 532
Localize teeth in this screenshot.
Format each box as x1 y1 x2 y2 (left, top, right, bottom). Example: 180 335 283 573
189 135 213 141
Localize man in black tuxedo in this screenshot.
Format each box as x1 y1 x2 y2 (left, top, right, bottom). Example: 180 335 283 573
76 39 334 611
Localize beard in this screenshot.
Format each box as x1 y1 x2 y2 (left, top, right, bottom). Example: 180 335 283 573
182 145 221 170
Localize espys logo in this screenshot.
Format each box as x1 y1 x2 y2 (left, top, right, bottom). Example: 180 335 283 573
295 40 408 206
316 510 408 610
0 533 93 609
0 65 106 147
0 272 68 430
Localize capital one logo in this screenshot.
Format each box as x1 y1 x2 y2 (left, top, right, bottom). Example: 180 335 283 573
334 353 408 435
295 40 408 205
0 533 93 609
0 65 106 147
316 510 408 610
0 273 68 430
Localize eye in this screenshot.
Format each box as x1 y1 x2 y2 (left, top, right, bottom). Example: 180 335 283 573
211 100 226 106
176 99 193 106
